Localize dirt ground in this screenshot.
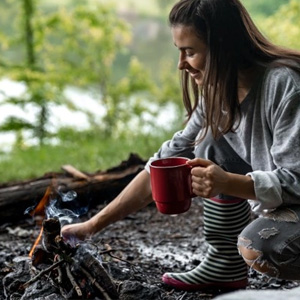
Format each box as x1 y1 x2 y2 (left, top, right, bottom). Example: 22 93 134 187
1 198 299 299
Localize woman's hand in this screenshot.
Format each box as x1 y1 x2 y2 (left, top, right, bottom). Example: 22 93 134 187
61 220 93 241
61 170 153 242
187 158 230 198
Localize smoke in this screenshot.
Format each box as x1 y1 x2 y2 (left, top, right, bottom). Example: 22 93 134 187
24 187 89 228
45 189 89 227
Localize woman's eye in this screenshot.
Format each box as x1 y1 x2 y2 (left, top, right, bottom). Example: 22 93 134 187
186 52 194 57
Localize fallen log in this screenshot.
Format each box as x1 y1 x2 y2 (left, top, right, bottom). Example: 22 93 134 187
0 153 146 224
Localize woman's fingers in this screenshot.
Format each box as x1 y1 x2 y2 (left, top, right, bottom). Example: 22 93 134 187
187 157 213 167
191 175 213 197
188 160 227 198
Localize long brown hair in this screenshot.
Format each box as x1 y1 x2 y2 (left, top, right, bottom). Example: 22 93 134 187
169 0 300 140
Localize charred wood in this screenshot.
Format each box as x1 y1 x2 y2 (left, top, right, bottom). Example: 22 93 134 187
21 258 65 290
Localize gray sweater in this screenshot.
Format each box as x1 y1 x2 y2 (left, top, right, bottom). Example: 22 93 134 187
146 66 300 212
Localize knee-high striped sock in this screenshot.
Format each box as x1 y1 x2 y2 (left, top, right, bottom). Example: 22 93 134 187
165 198 251 285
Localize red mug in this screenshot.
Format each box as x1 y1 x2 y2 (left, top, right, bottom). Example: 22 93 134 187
149 157 194 214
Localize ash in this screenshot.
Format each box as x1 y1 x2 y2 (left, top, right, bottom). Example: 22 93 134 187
1 200 299 300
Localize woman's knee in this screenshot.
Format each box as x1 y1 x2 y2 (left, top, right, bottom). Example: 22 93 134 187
237 235 279 277
237 207 300 279
237 221 280 277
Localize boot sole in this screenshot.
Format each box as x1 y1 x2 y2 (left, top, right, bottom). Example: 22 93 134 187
162 273 248 291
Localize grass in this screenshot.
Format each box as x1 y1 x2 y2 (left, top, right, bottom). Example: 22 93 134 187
0 128 175 183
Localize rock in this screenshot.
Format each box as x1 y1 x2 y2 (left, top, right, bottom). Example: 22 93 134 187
215 286 300 300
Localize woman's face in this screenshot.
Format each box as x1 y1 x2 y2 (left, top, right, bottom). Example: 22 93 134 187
171 25 207 86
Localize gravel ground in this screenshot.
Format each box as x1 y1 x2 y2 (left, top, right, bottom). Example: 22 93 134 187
1 199 299 299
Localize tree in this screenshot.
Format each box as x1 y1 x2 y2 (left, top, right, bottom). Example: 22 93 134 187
0 0 131 145
0 0 184 147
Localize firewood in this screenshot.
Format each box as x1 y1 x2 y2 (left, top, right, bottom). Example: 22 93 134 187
75 247 119 299
21 258 65 289
22 217 120 298
61 164 90 180
42 218 61 252
66 263 82 297
80 266 114 300
54 255 63 284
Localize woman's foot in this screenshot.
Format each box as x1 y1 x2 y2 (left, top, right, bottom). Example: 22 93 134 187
161 198 250 292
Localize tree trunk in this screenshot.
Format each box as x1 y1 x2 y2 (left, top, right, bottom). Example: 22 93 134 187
0 153 146 224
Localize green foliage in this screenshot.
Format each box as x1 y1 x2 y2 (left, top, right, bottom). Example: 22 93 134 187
102 57 155 136
0 0 183 150
0 0 132 145
259 0 300 49
0 117 34 131
36 4 131 87
155 59 182 107
241 0 289 16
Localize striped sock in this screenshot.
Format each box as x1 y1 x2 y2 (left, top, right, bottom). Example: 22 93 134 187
166 198 251 284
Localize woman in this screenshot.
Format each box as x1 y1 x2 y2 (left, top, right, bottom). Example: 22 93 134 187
62 0 300 292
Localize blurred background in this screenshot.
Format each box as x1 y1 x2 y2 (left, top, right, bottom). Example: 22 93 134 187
0 0 299 182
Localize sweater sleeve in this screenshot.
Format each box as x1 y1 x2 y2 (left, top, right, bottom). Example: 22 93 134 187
145 105 203 173
248 86 300 212
271 91 300 204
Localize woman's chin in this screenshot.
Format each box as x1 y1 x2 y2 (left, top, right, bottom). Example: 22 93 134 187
195 78 204 86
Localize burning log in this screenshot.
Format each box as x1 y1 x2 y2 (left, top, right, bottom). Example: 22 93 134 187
14 218 120 299
0 153 146 224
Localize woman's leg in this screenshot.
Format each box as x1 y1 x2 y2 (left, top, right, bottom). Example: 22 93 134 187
162 133 253 291
163 197 251 290
238 206 300 280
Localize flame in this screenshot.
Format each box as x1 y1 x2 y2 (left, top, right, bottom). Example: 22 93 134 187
28 186 52 257
29 227 43 257
30 186 52 217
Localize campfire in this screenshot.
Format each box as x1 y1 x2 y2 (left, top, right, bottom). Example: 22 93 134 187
3 187 120 300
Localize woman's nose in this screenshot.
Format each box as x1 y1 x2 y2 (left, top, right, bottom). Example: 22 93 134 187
177 53 186 70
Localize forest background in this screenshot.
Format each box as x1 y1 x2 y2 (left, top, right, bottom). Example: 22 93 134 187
0 0 299 182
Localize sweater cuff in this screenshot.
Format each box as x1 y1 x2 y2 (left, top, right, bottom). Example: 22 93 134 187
246 170 283 213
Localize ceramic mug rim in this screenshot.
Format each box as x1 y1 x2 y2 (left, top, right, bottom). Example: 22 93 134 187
149 157 189 169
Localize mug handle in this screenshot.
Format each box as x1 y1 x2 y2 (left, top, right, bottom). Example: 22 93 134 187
186 164 197 198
